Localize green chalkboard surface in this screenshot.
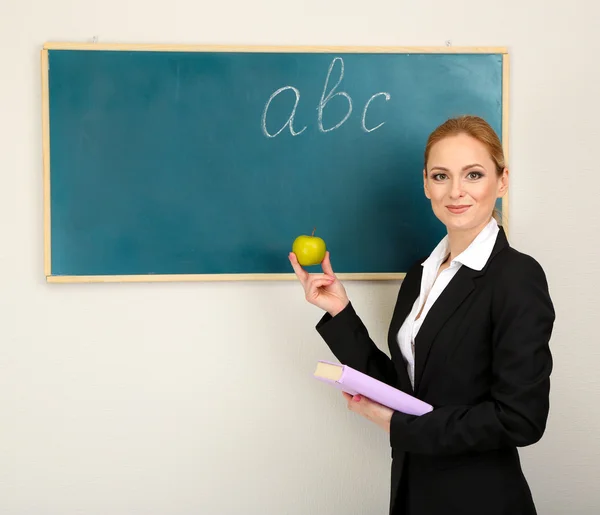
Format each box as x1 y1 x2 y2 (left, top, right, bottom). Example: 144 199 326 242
41 44 508 282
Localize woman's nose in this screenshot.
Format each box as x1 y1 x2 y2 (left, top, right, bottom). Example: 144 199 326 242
449 179 465 199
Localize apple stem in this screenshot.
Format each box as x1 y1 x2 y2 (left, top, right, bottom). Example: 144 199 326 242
312 227 316 237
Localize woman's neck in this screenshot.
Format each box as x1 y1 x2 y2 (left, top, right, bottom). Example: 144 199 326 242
446 218 491 262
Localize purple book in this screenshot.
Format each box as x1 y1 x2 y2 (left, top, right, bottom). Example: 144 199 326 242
313 360 433 416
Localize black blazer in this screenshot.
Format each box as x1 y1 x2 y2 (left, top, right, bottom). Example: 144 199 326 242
315 227 555 515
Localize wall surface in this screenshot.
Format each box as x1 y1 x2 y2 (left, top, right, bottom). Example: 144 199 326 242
1 1 599 514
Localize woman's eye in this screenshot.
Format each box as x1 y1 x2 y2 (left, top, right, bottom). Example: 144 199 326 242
432 173 447 181
467 171 483 179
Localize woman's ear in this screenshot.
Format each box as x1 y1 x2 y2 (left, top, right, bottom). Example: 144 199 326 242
423 168 431 199
497 167 509 197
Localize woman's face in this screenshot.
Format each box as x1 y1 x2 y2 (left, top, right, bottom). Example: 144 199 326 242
424 133 508 233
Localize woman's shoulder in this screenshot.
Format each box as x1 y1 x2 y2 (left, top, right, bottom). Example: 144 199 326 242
494 241 547 271
487 242 555 323
489 241 551 291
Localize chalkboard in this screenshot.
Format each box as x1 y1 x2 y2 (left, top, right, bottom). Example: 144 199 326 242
41 43 509 283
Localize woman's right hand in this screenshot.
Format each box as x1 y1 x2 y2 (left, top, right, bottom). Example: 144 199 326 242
288 251 349 317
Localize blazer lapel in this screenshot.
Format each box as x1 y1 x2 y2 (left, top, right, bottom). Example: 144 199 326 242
413 266 476 393
413 226 510 394
388 260 423 394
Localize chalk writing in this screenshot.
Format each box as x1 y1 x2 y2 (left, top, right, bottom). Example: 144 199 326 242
261 86 307 138
262 57 390 137
317 57 353 132
362 92 391 133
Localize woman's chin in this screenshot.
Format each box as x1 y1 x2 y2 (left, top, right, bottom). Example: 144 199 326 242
444 216 492 234
440 214 477 232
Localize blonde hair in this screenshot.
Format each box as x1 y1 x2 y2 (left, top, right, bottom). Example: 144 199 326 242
423 115 506 225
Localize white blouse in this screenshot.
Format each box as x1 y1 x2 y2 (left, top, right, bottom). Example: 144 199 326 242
397 218 500 388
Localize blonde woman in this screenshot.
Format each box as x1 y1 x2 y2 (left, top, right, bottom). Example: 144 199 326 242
289 115 555 515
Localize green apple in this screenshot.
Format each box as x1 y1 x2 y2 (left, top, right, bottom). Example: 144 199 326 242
292 228 327 266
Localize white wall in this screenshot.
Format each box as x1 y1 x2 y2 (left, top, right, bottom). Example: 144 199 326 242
1 1 599 514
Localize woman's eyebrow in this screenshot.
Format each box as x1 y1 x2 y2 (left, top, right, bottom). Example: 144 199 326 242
429 163 486 172
462 163 486 170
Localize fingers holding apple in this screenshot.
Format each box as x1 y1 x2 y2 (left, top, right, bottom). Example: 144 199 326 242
289 229 349 316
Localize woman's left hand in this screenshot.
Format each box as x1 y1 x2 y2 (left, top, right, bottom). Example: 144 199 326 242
343 392 393 433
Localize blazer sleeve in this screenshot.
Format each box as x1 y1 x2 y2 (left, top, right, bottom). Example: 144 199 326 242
315 302 397 387
389 254 555 456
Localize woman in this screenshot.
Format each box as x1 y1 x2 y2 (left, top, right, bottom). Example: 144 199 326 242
288 115 555 515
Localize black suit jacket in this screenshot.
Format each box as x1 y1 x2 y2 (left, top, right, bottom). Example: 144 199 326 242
315 227 555 515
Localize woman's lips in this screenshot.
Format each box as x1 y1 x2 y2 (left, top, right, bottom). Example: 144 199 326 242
446 205 471 214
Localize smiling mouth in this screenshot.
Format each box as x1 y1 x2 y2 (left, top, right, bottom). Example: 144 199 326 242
446 205 471 214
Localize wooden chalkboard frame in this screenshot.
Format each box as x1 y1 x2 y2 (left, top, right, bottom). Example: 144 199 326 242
41 43 509 283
